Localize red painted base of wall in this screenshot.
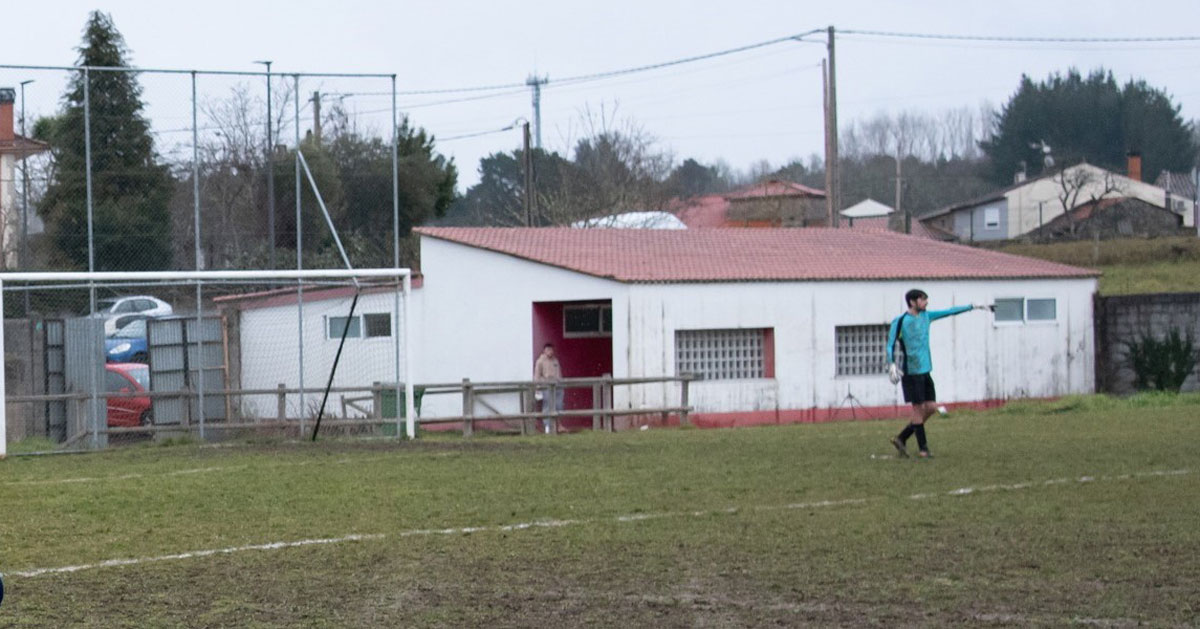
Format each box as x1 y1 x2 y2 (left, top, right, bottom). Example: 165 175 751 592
685 400 1007 429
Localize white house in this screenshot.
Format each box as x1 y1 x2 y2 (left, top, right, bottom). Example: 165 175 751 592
922 161 1195 242
0 88 50 269
221 228 1098 429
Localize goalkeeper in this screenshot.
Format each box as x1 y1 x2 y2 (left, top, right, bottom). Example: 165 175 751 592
885 289 988 458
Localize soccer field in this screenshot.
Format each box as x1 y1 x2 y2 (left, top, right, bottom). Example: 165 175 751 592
2 395 1198 627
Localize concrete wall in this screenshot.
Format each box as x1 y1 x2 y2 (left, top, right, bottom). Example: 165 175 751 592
1094 292 1200 394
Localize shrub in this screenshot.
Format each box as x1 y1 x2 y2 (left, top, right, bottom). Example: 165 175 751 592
1126 328 1199 392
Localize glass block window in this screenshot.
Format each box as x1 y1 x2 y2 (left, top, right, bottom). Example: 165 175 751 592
993 298 1024 322
676 328 767 380
835 324 890 376
1027 298 1056 321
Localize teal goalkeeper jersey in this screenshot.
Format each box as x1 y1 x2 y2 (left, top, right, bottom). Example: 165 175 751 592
885 306 971 375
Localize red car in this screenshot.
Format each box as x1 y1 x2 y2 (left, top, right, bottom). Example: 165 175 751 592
105 362 152 427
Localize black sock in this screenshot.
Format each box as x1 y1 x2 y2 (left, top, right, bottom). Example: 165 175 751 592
897 424 915 444
914 424 928 452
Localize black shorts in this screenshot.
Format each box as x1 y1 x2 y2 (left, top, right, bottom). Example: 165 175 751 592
901 373 936 405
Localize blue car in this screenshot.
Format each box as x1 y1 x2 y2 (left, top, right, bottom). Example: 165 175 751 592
105 318 149 363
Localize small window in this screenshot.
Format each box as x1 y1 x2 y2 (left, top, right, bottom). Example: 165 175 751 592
1027 298 1056 321
676 328 770 380
984 207 1001 230
835 324 889 376
993 298 1024 322
327 316 362 339
114 300 138 313
363 313 392 338
564 304 612 337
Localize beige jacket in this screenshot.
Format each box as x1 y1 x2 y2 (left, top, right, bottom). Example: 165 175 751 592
534 354 562 381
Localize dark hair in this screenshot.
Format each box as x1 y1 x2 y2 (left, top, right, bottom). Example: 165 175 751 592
543 342 554 349
905 289 927 307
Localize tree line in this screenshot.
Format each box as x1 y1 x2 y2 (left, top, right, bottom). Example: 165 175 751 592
29 12 1199 273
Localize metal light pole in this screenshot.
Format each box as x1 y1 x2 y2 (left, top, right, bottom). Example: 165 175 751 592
19 80 32 314
254 60 276 270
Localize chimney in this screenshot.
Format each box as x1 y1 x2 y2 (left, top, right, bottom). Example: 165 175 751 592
0 87 15 142
1127 152 1142 182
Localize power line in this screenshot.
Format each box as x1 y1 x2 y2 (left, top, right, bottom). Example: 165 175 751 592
841 29 1200 43
346 30 826 97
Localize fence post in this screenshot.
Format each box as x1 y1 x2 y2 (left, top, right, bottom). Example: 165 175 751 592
520 387 531 436
680 376 691 426
601 373 613 432
276 383 287 422
548 381 558 435
462 378 474 437
592 380 602 431
371 381 383 420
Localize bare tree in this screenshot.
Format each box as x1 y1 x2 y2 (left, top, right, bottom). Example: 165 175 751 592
1054 164 1125 236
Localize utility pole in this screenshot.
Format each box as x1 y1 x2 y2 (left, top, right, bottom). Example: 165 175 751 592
523 121 535 226
254 60 275 271
526 75 547 149
822 59 833 227
896 145 909 234
312 91 322 144
826 26 840 228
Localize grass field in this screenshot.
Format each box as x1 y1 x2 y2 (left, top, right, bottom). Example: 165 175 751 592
2 395 1199 627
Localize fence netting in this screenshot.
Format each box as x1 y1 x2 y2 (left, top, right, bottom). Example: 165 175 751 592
3 276 409 452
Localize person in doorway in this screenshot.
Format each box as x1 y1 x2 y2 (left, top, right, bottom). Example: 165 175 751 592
534 343 564 434
885 289 989 458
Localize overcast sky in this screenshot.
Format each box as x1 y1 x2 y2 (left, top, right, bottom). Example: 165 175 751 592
5 1 1200 191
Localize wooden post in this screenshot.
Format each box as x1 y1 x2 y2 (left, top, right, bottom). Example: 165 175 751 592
548 381 558 435
276 383 287 422
680 376 691 426
601 373 613 432
520 387 531 436
592 380 602 431
462 378 474 437
371 381 383 420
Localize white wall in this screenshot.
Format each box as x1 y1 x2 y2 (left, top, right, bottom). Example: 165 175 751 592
622 278 1096 415
237 290 410 419
415 238 628 418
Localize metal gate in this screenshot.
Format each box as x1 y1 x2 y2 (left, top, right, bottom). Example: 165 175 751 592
148 316 229 428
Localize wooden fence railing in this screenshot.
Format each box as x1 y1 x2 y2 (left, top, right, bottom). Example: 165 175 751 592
6 374 694 440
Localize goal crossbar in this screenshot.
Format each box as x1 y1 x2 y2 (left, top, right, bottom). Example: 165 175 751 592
0 268 416 457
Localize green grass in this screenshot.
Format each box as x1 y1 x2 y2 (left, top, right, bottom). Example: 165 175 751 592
2 396 1199 627
987 236 1200 295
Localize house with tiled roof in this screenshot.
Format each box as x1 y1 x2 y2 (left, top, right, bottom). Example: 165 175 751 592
401 227 1097 427
921 158 1194 242
673 179 826 228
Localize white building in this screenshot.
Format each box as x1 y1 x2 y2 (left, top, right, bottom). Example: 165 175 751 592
922 161 1195 242
224 228 1098 428
410 228 1097 427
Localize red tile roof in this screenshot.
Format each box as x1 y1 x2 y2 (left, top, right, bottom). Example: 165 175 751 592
724 179 825 199
671 179 826 228
416 227 1097 283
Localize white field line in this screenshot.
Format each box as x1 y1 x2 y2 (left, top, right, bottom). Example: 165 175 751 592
4 468 1189 580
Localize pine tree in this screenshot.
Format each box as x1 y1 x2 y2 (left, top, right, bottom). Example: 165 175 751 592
38 11 174 271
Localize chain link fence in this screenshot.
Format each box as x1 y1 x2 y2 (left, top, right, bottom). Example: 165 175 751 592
0 65 416 452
